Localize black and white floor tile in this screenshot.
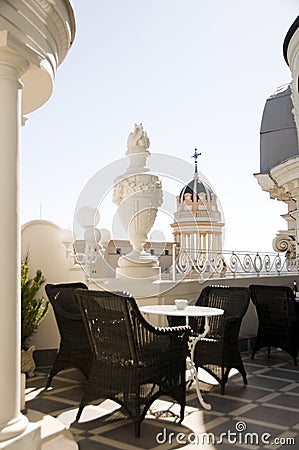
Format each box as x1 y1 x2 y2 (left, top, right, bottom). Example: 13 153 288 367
26 351 299 449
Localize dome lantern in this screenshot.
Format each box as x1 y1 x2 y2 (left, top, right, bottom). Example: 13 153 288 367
171 150 225 261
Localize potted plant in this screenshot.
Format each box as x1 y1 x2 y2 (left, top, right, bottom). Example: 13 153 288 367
21 253 48 377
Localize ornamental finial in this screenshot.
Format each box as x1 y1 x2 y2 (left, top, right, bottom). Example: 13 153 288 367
127 123 150 151
191 148 201 173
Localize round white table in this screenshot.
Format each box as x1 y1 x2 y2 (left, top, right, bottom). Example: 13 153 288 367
140 304 224 410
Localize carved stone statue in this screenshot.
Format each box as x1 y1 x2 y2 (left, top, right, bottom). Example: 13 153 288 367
127 123 150 152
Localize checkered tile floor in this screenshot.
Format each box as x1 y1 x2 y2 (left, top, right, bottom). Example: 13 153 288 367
26 351 299 449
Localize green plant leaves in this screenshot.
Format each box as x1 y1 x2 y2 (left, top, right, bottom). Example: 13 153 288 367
21 253 48 349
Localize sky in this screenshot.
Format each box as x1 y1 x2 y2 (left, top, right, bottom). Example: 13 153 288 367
21 0 299 253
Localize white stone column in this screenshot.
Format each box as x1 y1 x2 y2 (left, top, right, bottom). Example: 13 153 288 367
212 233 216 258
196 231 200 253
195 233 198 258
190 233 195 259
182 233 186 251
216 233 221 253
178 232 182 247
203 233 207 253
207 233 211 257
0 48 29 441
187 233 191 251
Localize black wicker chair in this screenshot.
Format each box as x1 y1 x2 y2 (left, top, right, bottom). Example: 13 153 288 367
45 282 92 389
194 286 250 395
249 284 298 365
168 286 250 395
75 289 190 437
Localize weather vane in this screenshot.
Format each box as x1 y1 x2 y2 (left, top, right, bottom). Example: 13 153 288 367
191 148 201 173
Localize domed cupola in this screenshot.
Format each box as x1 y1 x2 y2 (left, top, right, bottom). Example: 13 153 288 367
179 149 214 203
179 177 213 203
260 83 298 173
171 149 224 258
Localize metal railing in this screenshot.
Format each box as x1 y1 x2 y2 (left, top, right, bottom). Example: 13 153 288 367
173 249 298 280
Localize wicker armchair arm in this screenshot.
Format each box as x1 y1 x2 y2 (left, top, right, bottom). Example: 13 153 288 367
135 324 191 362
131 307 191 360
136 306 191 336
135 323 191 351
167 315 203 334
153 325 191 336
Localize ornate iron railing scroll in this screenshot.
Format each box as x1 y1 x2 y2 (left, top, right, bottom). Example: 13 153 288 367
175 249 297 280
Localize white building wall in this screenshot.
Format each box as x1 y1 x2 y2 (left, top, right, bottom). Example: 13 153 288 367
21 220 85 350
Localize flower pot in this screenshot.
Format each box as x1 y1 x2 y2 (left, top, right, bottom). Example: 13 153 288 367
21 345 36 378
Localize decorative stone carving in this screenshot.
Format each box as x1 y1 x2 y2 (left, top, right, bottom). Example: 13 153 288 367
127 123 150 152
113 124 162 279
255 157 299 260
272 233 295 253
35 0 71 61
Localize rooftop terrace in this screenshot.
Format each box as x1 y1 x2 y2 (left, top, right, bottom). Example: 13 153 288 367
26 350 299 449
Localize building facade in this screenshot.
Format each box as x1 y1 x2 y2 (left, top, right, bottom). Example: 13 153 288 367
255 16 299 266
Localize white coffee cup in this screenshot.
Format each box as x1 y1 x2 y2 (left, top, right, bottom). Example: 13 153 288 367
175 299 188 310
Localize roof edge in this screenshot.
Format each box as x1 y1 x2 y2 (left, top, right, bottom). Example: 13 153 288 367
283 16 299 65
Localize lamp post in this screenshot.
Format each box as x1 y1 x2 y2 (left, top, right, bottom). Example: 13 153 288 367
62 206 111 280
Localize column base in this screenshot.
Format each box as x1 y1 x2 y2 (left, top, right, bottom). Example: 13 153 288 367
0 417 40 449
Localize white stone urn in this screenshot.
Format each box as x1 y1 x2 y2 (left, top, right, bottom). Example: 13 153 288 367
113 124 163 279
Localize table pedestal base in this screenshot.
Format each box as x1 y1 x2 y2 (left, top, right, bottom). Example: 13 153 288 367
186 319 212 410
186 357 212 410
140 305 224 411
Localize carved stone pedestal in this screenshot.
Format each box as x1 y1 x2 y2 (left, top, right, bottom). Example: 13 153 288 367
113 124 163 280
